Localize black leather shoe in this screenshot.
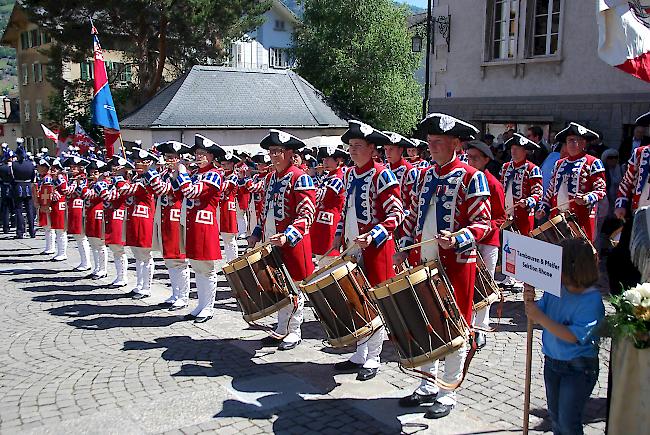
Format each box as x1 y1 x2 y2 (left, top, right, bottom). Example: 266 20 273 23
183 314 197 321
132 293 150 300
334 360 363 372
194 316 213 324
475 331 487 349
158 301 174 307
124 290 137 297
398 391 438 408
278 340 301 351
260 335 282 346
424 402 453 419
356 367 377 381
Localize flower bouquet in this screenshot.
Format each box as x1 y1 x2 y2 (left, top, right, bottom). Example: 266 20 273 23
607 283 650 349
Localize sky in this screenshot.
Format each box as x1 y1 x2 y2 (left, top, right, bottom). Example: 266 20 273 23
401 0 428 9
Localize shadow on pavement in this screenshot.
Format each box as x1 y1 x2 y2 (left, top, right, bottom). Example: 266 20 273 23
32 292 126 303
23 284 103 293
47 302 166 318
530 397 608 432
68 313 185 330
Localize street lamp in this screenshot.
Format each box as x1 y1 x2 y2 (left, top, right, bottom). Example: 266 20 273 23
411 34 423 53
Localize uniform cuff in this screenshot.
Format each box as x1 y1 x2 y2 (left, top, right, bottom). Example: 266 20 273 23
284 225 302 247
370 224 389 247
614 197 628 209
454 229 474 254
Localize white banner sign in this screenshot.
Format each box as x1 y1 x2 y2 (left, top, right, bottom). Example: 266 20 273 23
502 230 563 297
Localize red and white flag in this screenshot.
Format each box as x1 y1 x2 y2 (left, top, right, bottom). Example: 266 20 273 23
41 124 58 143
74 121 95 154
56 134 72 157
598 0 650 82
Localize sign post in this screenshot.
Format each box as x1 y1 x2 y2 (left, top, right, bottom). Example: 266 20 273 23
501 231 563 434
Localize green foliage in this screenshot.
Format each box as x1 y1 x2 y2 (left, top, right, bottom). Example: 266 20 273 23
293 0 422 134
606 294 650 349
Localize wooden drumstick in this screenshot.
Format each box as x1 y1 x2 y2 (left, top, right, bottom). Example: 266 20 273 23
549 198 576 214
397 237 438 252
316 246 336 264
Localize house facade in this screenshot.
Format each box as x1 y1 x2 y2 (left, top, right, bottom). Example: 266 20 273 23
229 0 298 70
422 0 650 147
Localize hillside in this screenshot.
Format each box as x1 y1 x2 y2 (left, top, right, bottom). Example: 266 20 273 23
0 0 16 96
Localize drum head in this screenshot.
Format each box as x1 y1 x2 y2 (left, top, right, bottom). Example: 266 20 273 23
370 264 430 300
224 243 273 274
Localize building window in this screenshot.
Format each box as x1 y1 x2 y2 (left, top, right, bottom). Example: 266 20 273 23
274 20 286 31
36 138 44 149
24 100 30 122
32 63 43 83
21 64 28 85
527 0 562 56
488 0 519 60
20 32 28 50
27 137 34 150
270 48 289 68
80 62 94 81
35 100 43 121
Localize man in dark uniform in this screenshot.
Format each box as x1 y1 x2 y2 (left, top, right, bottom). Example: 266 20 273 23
0 147 15 233
11 141 36 238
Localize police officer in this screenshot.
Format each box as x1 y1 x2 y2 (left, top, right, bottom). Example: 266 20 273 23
11 140 36 239
0 146 15 233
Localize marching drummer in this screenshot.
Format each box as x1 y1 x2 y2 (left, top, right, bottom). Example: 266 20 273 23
332 120 405 381
248 129 316 351
616 112 650 217
217 150 242 262
465 140 506 346
394 113 491 419
536 123 606 242
311 144 348 267
407 139 430 168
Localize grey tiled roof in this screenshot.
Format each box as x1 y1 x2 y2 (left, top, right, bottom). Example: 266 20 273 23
121 66 348 129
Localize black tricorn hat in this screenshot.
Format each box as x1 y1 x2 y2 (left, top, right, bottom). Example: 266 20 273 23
87 158 109 172
504 133 540 150
317 144 349 160
157 140 192 155
416 113 479 140
341 120 392 146
193 134 226 157
62 155 90 167
131 146 158 162
383 131 416 148
554 122 599 143
260 129 306 150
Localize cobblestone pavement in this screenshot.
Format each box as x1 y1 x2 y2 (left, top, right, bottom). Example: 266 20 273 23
0 232 609 434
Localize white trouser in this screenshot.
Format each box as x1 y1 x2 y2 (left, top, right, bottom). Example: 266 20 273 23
248 203 257 234
164 258 190 306
108 244 129 286
275 290 304 344
131 247 154 295
222 232 238 262
43 227 55 253
474 244 499 329
415 342 468 406
88 237 107 276
189 259 218 318
236 209 248 236
73 234 91 268
54 229 68 258
349 326 386 369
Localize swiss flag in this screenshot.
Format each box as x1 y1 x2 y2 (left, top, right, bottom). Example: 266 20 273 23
598 0 650 82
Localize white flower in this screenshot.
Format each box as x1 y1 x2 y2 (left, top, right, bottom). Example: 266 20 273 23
519 136 527 146
641 298 650 309
360 123 373 137
278 131 290 144
390 133 401 144
637 283 650 298
623 289 643 306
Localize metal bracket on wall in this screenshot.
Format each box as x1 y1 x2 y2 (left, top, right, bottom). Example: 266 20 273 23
432 15 451 53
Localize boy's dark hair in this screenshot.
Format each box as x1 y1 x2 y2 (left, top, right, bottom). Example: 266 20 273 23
528 125 544 141
560 238 599 289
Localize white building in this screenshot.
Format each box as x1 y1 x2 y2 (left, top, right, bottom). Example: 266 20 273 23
421 0 650 148
229 0 299 70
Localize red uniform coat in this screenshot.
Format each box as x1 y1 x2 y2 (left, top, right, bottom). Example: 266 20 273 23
66 178 87 235
122 179 156 248
247 172 271 221
36 175 53 227
79 181 104 239
401 157 492 323
99 176 128 246
235 164 251 211
482 170 506 248
50 174 68 230
149 171 185 260
311 167 345 256
219 170 239 234
616 144 650 212
252 165 316 281
177 165 223 261
499 160 543 235
539 152 606 241
336 161 405 287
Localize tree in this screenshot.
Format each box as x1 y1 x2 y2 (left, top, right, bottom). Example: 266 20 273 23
21 0 271 101
293 0 422 134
